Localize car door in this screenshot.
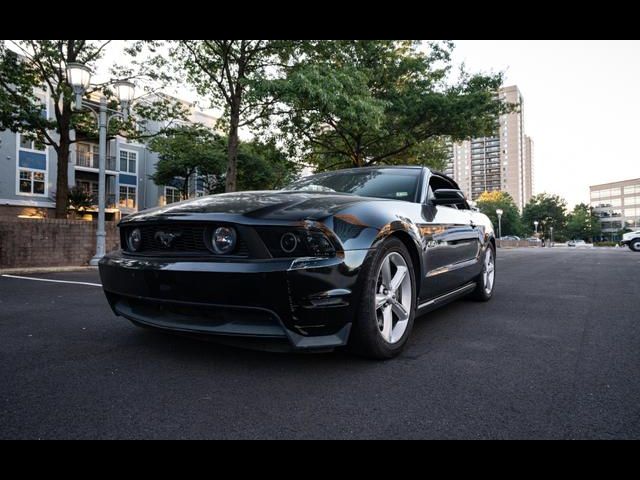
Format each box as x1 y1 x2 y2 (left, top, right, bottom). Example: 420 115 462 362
420 175 480 298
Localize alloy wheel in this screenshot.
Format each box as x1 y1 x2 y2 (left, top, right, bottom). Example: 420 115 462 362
374 252 412 344
483 248 495 295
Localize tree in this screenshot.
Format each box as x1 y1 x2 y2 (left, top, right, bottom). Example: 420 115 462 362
169 40 293 192
236 140 300 192
521 193 568 239
0 40 187 218
476 191 522 237
565 203 601 241
148 125 227 199
273 40 513 171
149 126 299 197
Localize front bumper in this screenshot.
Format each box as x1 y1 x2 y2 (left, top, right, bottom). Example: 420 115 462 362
98 250 370 350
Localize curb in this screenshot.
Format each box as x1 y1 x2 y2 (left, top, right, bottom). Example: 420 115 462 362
0 266 97 275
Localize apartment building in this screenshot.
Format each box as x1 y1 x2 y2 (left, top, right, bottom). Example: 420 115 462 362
0 89 217 219
590 178 640 241
445 85 534 211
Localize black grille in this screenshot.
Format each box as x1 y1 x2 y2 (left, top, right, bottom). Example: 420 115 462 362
123 224 249 257
141 225 206 252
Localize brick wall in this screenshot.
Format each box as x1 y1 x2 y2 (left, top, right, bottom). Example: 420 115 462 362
0 218 120 268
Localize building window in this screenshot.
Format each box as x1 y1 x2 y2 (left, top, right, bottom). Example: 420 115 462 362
119 150 137 174
19 135 46 152
624 185 640 195
19 170 46 195
164 186 181 205
119 185 136 209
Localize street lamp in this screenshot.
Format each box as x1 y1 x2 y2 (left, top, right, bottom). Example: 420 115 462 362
496 208 503 240
67 62 135 266
550 226 554 247
534 220 539 234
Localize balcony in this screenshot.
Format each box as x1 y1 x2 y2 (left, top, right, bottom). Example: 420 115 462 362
76 152 117 171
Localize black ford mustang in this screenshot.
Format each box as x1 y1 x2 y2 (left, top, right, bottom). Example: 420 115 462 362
99 166 496 359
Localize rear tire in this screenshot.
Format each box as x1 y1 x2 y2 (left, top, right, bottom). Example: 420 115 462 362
349 237 416 360
470 244 496 301
629 239 640 252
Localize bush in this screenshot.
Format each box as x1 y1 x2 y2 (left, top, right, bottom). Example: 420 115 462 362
594 241 617 247
67 186 94 213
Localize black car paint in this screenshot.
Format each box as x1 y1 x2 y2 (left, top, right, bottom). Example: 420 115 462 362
98 167 495 350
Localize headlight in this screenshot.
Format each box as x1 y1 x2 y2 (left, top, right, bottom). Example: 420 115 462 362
304 231 335 257
127 228 142 252
212 226 237 254
280 232 298 253
257 227 336 258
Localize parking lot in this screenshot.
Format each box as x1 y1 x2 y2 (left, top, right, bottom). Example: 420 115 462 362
1 247 639 439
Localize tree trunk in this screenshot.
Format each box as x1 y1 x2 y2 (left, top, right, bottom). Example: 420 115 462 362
54 138 70 219
225 101 241 192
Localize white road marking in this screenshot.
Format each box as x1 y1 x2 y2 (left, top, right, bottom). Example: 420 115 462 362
1 274 102 287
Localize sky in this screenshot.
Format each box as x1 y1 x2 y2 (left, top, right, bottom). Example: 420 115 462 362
450 40 640 208
97 40 640 208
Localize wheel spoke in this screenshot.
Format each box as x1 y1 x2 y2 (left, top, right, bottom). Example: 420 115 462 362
381 305 393 342
390 299 409 322
375 294 387 310
389 265 407 292
381 257 392 286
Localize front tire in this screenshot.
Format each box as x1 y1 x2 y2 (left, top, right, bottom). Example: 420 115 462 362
470 244 496 301
350 237 416 360
629 239 640 252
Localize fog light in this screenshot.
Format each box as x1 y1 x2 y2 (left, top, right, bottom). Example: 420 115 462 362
212 226 237 254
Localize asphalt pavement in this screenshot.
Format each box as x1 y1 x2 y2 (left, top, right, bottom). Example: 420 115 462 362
1 247 639 439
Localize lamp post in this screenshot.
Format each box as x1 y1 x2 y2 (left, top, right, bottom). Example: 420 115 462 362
496 208 503 241
550 226 554 247
66 63 135 266
534 220 539 235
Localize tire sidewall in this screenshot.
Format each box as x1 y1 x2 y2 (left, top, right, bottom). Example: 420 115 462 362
631 239 640 252
352 237 417 359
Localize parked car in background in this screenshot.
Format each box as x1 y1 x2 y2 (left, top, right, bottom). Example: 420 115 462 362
98 166 497 359
620 230 640 252
568 239 592 247
526 237 541 243
500 235 520 241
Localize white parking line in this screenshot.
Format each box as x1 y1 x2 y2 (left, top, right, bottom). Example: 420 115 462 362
0 274 102 287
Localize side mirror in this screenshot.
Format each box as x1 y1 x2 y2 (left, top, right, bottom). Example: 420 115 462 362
467 200 479 211
431 188 467 206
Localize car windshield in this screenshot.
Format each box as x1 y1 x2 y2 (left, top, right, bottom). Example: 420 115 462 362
284 168 421 202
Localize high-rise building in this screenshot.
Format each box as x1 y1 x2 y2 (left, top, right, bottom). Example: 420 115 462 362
590 178 640 241
445 85 534 211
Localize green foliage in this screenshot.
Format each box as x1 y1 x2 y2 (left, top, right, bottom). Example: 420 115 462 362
0 40 188 218
593 241 617 247
272 40 513 171
236 140 301 192
149 125 299 196
476 190 523 236
149 125 227 199
168 40 295 191
565 203 601 241
521 193 568 238
66 186 94 213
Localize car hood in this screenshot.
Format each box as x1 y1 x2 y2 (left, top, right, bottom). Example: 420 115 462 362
122 190 383 224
